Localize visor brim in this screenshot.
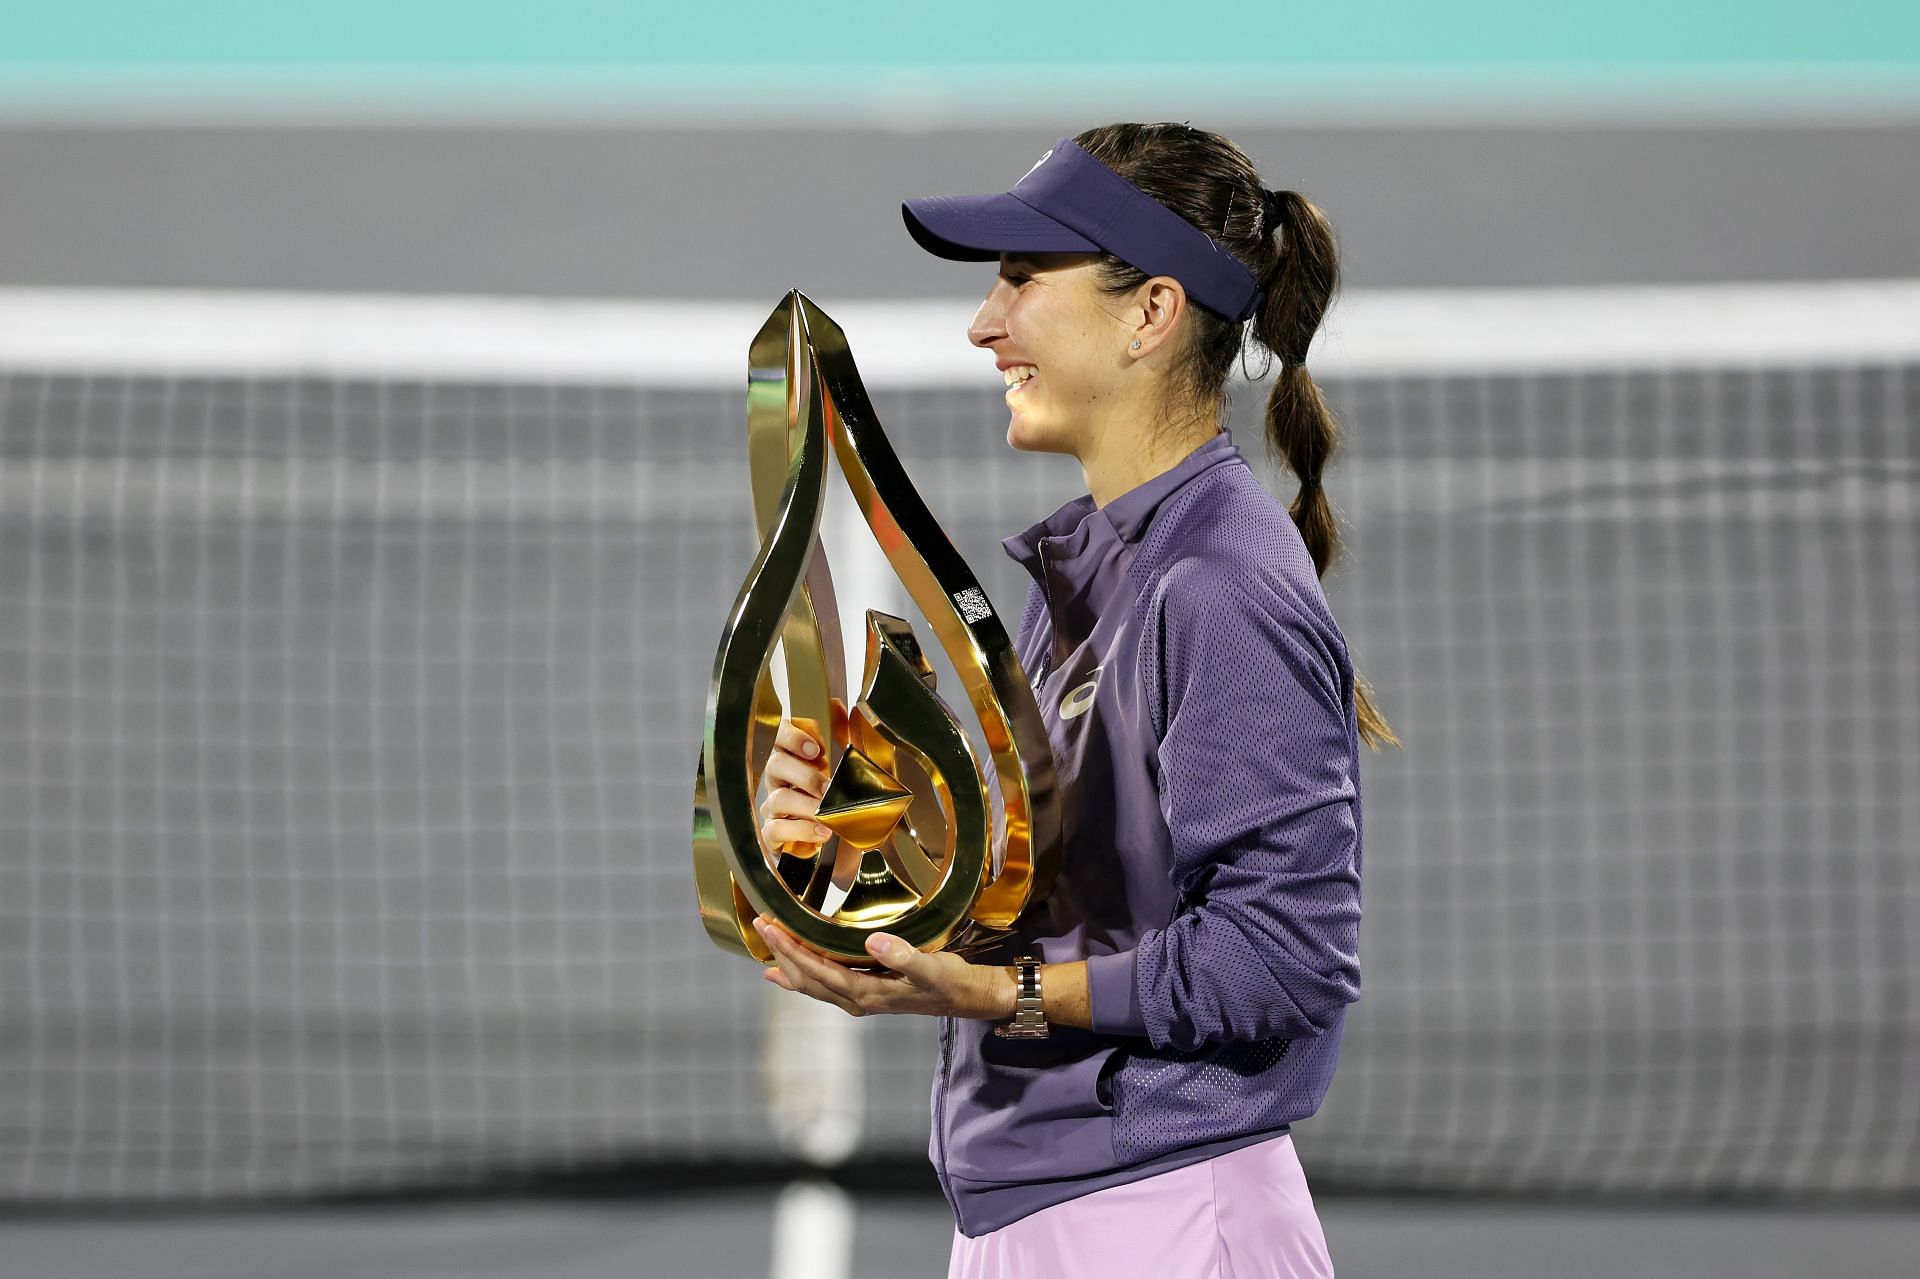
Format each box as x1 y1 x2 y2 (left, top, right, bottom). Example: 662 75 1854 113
901 192 1102 262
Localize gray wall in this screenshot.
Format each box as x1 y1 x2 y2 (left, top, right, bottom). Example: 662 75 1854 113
3 123 1916 297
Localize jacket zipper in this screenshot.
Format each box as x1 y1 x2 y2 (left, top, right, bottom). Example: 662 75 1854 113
1034 539 1057 688
934 540 1049 1233
933 1017 957 1218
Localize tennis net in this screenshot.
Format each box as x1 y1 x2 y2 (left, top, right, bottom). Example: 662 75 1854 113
0 281 1914 1202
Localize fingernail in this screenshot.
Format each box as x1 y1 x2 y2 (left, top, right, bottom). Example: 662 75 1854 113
814 824 832 838
865 934 892 958
801 740 819 757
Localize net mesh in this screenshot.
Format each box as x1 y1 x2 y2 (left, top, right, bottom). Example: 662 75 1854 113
0 285 1914 1201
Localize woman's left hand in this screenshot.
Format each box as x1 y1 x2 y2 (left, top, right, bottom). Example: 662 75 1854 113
753 914 1014 1021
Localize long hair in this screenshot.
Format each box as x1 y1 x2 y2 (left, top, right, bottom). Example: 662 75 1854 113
1074 121 1401 751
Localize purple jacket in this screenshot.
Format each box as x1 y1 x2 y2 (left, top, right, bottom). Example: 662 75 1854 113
931 427 1365 1237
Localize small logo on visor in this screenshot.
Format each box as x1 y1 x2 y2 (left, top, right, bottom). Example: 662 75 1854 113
1021 149 1053 181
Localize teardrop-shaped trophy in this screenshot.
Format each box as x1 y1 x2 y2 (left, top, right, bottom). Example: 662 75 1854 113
692 290 1062 969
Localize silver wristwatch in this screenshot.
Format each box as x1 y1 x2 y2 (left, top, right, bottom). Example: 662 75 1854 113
992 954 1049 1039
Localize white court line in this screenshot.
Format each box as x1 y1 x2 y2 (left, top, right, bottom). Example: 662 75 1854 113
771 1177 856 1279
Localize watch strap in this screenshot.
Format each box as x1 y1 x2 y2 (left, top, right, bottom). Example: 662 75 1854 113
992 954 1049 1038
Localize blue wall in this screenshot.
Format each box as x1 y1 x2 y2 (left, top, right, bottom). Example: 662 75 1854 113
2 1 1914 113
3 1 1916 64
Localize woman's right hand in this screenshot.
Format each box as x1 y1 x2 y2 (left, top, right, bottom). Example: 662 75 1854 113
759 697 846 855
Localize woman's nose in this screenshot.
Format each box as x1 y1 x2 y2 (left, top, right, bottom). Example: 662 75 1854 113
968 289 1006 349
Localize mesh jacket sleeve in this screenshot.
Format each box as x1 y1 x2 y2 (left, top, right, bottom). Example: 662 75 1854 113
1087 558 1362 1049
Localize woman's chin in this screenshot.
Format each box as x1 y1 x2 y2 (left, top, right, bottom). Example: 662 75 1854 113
1006 412 1052 453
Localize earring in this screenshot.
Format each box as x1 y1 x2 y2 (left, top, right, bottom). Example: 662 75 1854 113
1130 340 1142 350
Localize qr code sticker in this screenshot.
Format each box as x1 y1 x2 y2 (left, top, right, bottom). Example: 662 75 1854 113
952 587 993 624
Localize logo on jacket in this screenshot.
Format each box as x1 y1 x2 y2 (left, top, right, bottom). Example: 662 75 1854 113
1059 664 1102 720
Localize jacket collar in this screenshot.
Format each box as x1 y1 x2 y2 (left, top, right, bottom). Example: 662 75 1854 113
1001 427 1243 576
1000 428 1246 655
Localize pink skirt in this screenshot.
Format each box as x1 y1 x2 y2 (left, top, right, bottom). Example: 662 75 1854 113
946 1131 1335 1279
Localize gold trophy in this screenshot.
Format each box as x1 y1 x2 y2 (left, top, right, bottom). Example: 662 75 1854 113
692 291 1062 970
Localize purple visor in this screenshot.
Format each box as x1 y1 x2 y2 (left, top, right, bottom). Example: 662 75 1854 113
902 136 1264 324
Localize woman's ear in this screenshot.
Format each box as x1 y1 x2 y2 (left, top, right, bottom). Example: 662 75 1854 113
1130 276 1188 357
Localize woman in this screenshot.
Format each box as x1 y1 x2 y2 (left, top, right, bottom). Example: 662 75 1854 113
752 122 1398 1278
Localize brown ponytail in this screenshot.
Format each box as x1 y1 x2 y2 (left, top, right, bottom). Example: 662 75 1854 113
1074 123 1400 751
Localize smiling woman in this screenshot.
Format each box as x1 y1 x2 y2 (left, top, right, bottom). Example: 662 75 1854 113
969 247 1193 486
755 121 1397 1279
904 125 1398 751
